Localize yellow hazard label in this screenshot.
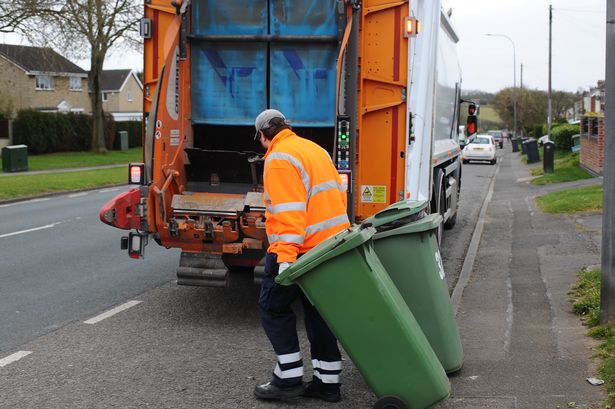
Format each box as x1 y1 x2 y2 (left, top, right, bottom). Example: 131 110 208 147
361 185 386 203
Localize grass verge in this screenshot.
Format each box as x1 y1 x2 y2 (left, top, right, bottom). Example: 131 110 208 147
0 167 126 201
570 267 615 406
530 151 592 185
1 148 142 172
536 185 603 214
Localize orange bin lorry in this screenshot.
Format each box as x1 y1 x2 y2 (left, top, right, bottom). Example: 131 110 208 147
100 0 470 286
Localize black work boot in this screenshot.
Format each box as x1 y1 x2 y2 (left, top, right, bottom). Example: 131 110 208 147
253 381 304 400
302 381 341 403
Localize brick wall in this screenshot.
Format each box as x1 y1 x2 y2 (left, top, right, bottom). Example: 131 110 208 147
580 115 605 176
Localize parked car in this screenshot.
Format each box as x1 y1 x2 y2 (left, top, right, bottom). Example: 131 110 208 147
462 134 497 165
487 130 504 149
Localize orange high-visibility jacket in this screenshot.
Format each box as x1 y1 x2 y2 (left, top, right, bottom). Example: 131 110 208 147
263 129 350 263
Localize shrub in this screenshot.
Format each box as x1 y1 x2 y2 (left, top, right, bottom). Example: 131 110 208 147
114 120 143 150
551 123 580 151
13 110 117 154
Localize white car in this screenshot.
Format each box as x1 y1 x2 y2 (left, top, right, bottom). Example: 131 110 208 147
462 134 497 165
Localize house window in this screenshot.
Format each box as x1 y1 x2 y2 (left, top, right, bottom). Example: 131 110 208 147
69 77 82 91
102 92 108 102
35 75 54 90
127 90 133 102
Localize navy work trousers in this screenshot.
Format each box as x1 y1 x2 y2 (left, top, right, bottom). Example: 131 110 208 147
258 252 342 388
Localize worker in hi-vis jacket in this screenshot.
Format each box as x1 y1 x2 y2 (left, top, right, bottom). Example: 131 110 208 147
253 109 350 403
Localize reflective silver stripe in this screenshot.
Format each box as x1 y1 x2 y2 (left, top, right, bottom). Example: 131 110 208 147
339 182 347 192
266 152 311 194
305 214 350 236
268 233 305 245
312 359 342 371
308 180 341 199
274 364 304 379
267 201 307 214
278 352 302 365
314 371 340 384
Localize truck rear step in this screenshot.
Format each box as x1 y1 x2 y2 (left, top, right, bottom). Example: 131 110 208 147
177 252 229 287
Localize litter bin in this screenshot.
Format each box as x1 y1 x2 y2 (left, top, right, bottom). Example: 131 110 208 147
118 131 129 151
276 225 450 409
367 200 463 374
521 140 528 155
2 144 28 172
511 138 520 152
543 141 555 173
526 139 540 164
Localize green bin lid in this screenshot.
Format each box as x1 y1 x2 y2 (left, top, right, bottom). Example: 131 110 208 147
364 200 429 229
275 225 376 286
373 213 443 239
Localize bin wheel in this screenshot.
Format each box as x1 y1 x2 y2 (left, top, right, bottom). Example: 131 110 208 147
374 396 408 409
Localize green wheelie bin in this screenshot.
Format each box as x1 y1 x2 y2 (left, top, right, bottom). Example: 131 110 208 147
367 200 463 373
276 225 450 409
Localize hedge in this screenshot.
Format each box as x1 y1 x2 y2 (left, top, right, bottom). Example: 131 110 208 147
551 123 580 151
12 110 127 154
114 121 142 150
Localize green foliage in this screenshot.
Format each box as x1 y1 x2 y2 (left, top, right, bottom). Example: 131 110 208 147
0 167 126 200
551 123 580 150
114 121 143 149
12 110 119 154
531 151 592 185
570 267 615 406
536 184 602 213
461 90 496 105
21 148 141 171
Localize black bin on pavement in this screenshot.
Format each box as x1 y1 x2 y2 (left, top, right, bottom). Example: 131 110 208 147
521 139 528 155
511 138 520 152
543 141 555 173
2 144 28 172
526 139 540 164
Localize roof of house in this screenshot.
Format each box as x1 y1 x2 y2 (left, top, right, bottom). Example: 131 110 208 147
0 43 86 75
101 69 135 92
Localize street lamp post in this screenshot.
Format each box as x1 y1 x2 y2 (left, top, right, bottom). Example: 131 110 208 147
486 33 517 137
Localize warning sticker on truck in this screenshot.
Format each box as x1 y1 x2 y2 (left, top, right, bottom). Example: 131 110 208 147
360 185 386 203
170 129 180 146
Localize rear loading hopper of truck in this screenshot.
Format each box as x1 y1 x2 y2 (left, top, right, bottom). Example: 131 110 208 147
100 0 466 287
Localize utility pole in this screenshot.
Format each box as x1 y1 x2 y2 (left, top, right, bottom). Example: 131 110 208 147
548 4 553 140
601 0 615 323
520 63 524 89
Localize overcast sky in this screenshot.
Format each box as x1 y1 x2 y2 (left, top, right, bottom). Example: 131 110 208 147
1 0 606 94
442 0 606 93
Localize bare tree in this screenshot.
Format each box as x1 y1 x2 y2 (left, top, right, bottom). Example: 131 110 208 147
0 0 140 152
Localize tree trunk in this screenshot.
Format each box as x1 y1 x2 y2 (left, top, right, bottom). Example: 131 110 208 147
89 51 106 153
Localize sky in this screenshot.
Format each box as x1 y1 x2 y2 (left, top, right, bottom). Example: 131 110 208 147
441 0 606 93
1 0 607 94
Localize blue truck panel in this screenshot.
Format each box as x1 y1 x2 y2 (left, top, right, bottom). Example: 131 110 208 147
190 0 339 127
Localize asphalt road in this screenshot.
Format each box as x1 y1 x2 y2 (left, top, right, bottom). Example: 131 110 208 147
0 151 499 408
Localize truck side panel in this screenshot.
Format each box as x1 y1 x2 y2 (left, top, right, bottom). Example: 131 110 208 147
356 0 409 219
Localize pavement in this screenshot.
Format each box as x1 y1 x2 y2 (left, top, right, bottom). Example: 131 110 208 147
443 146 605 408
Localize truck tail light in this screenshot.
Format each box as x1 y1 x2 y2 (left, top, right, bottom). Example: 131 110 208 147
129 163 145 185
404 17 420 38
122 232 148 259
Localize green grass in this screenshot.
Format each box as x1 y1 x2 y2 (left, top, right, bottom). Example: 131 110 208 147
570 267 615 406
530 150 593 185
0 167 127 200
478 105 503 125
2 148 142 172
536 185 603 214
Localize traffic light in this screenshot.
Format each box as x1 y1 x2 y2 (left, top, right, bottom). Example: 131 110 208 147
466 103 478 136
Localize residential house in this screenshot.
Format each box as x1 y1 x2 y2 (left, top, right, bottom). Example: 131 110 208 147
100 69 143 122
0 43 90 115
567 81 605 122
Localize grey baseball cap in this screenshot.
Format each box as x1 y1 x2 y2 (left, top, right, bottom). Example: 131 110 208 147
254 109 287 140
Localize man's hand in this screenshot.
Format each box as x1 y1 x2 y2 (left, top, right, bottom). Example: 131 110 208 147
278 262 292 275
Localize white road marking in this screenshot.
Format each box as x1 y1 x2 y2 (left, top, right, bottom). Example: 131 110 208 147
0 222 61 238
84 301 142 325
0 198 50 208
98 188 120 193
68 192 88 198
0 351 32 367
